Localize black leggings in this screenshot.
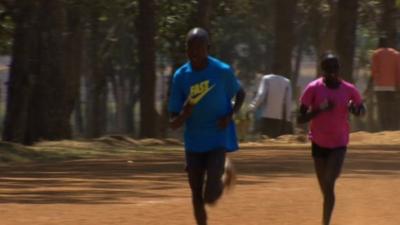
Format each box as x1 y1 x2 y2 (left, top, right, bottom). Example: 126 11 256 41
185 149 226 225
312 143 346 225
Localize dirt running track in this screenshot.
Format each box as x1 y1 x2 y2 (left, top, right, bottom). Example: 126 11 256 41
0 147 399 225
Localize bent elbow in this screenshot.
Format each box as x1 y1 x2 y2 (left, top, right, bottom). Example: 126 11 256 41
296 116 308 124
169 121 179 130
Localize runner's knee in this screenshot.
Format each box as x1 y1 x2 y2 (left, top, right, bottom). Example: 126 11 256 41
204 187 223 204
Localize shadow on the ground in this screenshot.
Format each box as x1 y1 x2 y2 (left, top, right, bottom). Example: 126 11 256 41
0 148 399 204
234 149 400 178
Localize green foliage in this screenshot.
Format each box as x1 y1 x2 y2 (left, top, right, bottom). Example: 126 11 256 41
157 0 197 67
71 0 140 77
355 26 377 72
156 0 276 83
358 0 381 34
1 0 387 82
0 0 396 73
1 0 396 119
0 138 182 165
0 5 13 54
211 0 274 84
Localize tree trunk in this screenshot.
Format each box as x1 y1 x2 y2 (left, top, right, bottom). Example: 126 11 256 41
85 8 107 138
74 98 84 135
292 43 304 93
137 0 157 138
2 1 37 143
109 67 130 133
25 0 73 144
309 0 338 76
65 1 83 137
319 0 338 54
381 0 397 48
127 75 139 135
197 0 213 30
4 0 80 144
85 68 107 138
335 0 359 82
272 0 298 78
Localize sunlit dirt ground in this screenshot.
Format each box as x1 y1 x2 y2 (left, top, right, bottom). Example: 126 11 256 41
1 135 400 225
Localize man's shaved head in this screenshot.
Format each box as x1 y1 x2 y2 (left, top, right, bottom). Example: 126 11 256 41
321 53 339 74
185 27 210 70
186 27 209 45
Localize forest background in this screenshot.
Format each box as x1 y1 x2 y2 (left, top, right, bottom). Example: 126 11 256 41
0 0 398 145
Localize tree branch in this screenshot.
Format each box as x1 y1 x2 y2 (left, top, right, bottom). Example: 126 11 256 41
0 0 15 19
0 0 14 10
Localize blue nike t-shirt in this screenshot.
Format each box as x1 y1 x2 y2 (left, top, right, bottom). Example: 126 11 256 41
168 56 241 153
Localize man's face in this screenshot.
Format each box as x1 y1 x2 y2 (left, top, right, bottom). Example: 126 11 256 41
186 38 208 68
323 72 339 82
321 58 339 80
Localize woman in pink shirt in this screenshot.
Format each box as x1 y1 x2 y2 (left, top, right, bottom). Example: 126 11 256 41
298 53 365 225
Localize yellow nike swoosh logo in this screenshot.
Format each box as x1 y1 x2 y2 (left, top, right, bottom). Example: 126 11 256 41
189 84 215 104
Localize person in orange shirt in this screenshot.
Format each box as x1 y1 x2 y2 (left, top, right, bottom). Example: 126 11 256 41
369 37 400 130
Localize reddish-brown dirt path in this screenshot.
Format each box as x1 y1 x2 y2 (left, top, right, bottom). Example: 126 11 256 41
0 147 399 225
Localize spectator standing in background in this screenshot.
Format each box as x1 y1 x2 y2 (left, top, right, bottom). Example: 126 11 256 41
248 74 292 138
368 36 400 130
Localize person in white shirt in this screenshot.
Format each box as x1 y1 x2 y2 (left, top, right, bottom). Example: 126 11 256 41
248 74 292 138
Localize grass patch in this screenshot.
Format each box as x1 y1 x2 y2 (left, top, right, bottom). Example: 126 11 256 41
0 142 73 164
0 137 184 165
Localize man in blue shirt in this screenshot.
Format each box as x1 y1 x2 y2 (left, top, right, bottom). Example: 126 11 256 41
169 27 245 225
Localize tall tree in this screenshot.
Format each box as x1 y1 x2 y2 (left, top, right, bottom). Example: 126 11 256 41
335 0 359 82
65 1 83 136
85 5 108 138
320 0 338 55
25 0 73 143
380 0 397 48
109 23 138 134
272 0 298 78
2 0 36 143
197 0 213 30
137 0 157 137
3 0 79 144
0 1 13 54
305 0 338 75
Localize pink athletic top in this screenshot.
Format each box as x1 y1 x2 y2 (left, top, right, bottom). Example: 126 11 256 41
300 78 362 148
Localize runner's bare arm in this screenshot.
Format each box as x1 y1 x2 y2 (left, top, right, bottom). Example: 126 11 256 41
169 100 194 129
297 101 334 124
297 104 318 124
218 88 246 129
348 102 366 117
232 88 246 116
